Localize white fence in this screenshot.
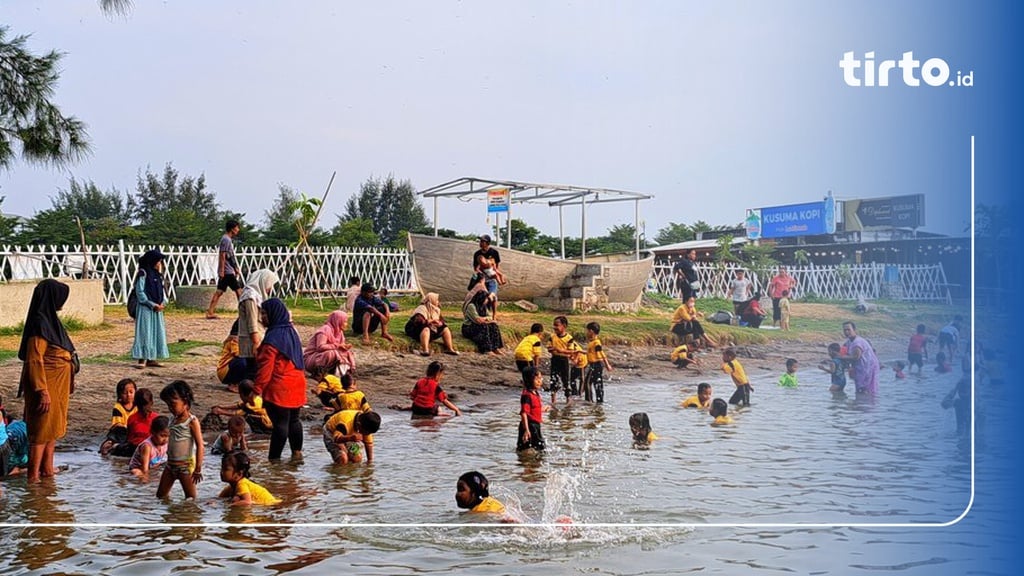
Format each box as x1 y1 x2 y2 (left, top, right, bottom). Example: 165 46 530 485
648 261 952 304
1 243 413 305
1 243 952 305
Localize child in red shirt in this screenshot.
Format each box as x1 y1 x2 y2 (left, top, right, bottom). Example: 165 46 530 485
409 361 461 418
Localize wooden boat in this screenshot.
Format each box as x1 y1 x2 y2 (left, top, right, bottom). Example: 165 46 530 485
407 234 654 308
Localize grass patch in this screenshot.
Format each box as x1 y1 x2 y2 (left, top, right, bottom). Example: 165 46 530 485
0 349 17 363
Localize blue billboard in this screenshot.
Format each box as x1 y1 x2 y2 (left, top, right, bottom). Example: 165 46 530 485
751 198 836 239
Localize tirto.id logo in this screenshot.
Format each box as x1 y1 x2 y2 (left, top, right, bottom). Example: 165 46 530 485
840 51 973 87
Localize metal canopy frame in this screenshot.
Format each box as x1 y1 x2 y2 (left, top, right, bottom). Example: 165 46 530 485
417 177 654 260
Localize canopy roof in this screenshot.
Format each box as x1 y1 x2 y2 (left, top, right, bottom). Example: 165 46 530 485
417 177 653 259
418 177 652 206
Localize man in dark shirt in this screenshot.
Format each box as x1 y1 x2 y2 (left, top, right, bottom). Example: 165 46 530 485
206 219 242 319
352 283 394 344
471 234 503 295
672 249 699 301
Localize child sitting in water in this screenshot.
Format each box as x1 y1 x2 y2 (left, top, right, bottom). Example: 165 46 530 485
408 361 461 418
100 378 137 456
129 415 169 478
709 398 733 426
682 382 712 409
893 361 907 379
455 470 507 514
323 410 381 464
211 415 248 455
209 379 274 435
818 343 847 395
778 358 799 388
121 388 159 457
629 412 658 446
219 451 281 506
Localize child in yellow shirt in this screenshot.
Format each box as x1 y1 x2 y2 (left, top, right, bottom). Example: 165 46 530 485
584 322 612 403
514 323 545 372
710 398 734 426
722 348 751 407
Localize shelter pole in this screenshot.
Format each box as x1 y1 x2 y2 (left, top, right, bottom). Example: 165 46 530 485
634 199 640 260
581 193 587 262
559 206 565 259
433 197 438 236
506 202 512 250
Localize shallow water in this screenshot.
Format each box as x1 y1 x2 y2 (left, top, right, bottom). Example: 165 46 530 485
0 364 986 574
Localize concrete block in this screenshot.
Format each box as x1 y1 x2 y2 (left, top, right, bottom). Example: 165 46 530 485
0 279 104 328
174 285 238 312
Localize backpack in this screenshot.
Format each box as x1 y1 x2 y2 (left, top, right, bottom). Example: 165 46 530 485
708 310 734 324
127 290 139 319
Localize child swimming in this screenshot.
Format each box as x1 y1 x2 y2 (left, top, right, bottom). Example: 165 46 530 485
682 382 712 409
628 412 658 446
219 451 281 506
710 398 733 426
455 470 507 514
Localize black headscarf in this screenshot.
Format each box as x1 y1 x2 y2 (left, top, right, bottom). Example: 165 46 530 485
458 471 490 503
18 278 75 361
260 298 304 371
138 249 165 305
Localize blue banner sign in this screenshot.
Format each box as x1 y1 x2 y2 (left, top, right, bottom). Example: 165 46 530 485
755 200 833 239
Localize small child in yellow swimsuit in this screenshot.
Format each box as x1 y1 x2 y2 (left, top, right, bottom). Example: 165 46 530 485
219 451 281 506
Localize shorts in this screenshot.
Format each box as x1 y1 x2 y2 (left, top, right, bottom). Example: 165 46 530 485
517 419 545 451
323 434 365 463
217 274 241 292
485 278 498 295
938 332 955 347
907 352 924 368
411 404 439 418
244 414 273 435
167 457 195 476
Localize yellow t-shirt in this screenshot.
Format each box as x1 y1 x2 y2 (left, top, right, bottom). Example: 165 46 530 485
335 389 371 412
721 359 749 386
238 395 273 429
572 341 588 369
237 477 281 505
217 337 240 382
681 395 708 409
549 332 576 357
111 402 136 428
324 410 374 446
317 374 344 395
471 496 506 514
586 337 607 364
514 334 544 362
712 415 734 426
670 345 691 363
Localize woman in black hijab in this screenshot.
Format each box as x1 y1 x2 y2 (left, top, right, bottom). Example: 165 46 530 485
18 279 76 482
131 249 170 368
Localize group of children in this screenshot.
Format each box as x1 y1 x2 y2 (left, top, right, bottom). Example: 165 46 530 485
96 377 280 505
514 317 613 406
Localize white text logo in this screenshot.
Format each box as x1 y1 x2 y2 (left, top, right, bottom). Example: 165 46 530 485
839 51 973 87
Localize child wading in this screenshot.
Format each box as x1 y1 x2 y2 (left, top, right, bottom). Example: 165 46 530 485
517 366 548 452
584 322 612 403
157 380 204 499
722 348 752 407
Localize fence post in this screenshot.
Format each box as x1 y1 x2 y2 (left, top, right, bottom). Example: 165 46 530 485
118 239 129 304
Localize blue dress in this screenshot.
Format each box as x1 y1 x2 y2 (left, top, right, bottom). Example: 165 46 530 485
131 274 169 361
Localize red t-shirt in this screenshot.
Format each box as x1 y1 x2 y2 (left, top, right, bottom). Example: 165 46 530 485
520 389 543 424
126 410 159 445
410 377 447 410
908 333 928 354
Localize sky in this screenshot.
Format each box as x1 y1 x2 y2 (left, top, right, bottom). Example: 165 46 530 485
0 1 1000 241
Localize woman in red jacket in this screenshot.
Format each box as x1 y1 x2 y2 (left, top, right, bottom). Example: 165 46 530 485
254 298 307 460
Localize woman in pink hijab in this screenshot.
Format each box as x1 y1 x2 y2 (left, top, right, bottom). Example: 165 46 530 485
303 310 357 378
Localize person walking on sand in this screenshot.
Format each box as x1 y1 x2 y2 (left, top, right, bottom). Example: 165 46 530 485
206 219 243 319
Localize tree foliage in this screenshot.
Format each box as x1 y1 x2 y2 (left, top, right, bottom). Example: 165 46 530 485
342 175 429 247
0 196 21 242
654 222 695 246
254 185 327 247
0 27 91 170
128 163 225 245
15 178 138 245
329 217 379 247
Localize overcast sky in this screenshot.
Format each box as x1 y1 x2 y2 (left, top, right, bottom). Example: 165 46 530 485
2 1 1002 241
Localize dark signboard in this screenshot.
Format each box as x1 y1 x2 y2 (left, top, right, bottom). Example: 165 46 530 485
844 194 925 230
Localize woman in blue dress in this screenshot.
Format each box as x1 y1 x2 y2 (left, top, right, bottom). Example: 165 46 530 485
132 249 170 368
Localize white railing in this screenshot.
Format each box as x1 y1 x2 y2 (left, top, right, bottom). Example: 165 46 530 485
1 243 952 305
648 261 952 304
1 242 414 305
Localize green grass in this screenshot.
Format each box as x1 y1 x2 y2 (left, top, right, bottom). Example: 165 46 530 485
0 349 17 363
83 340 219 365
